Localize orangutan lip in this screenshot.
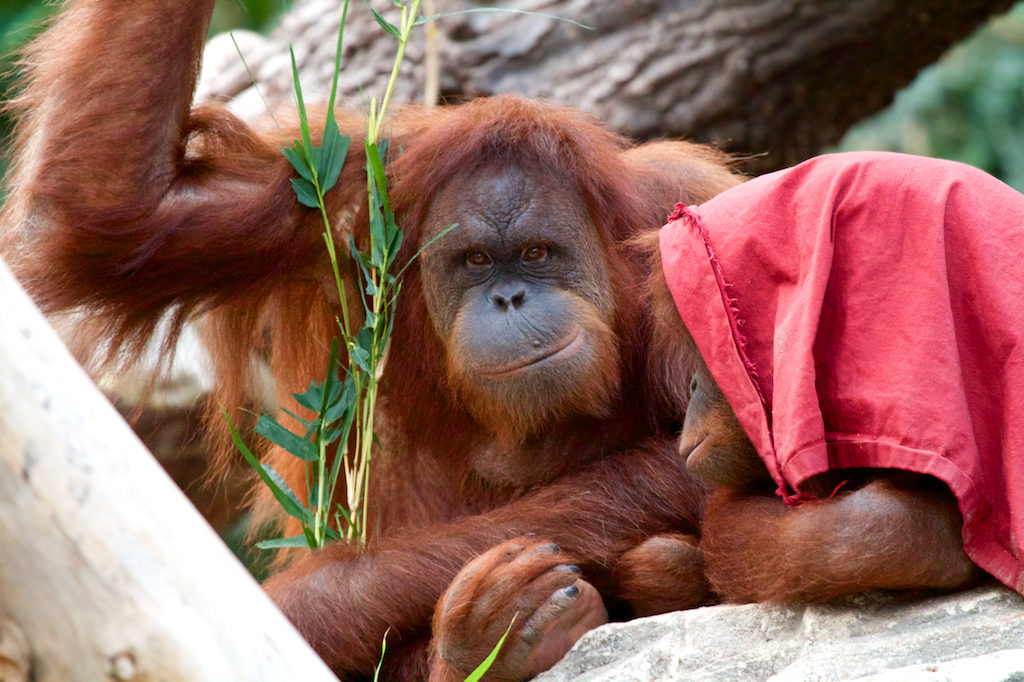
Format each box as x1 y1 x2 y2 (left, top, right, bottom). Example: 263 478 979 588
678 434 707 464
480 329 585 379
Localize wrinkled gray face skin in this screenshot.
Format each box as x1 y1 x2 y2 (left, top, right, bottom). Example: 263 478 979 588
418 165 620 438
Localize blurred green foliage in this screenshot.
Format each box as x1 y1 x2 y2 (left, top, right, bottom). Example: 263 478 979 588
838 3 1024 190
0 0 53 148
210 0 294 35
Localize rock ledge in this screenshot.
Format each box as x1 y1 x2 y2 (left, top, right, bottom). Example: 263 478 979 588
539 585 1024 682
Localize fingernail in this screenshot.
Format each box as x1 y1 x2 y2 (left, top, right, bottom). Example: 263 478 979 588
563 585 579 598
553 564 581 574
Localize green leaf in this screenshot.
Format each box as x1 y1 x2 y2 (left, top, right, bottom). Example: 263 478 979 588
290 46 315 169
370 6 401 38
324 374 356 426
225 410 312 524
380 308 396 349
290 178 320 208
355 326 374 354
373 628 390 682
384 215 402 270
279 408 316 441
369 212 387 269
350 235 374 270
387 216 401 246
295 379 344 422
282 404 315 427
464 615 517 682
262 463 312 524
321 421 342 445
365 141 392 215
323 402 355 446
255 414 319 462
303 526 318 547
315 338 340 418
350 345 371 374
283 143 314 182
350 326 375 373
294 380 326 413
319 124 351 194
256 535 314 550
309 145 323 178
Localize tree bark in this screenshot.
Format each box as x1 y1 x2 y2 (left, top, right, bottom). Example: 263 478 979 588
0 257 337 682
199 0 1016 173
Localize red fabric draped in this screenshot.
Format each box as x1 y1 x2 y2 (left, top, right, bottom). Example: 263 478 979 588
660 151 1024 594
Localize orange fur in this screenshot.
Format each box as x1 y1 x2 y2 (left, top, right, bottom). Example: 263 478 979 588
1 2 742 679
701 480 979 602
636 234 980 604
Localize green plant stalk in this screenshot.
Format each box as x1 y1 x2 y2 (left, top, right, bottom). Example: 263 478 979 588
321 0 353 335
252 0 429 547
346 0 423 540
370 0 422 144
308 131 346 547
239 0 589 553
255 0 515 673
316 419 329 543
346 369 365 539
291 0 355 546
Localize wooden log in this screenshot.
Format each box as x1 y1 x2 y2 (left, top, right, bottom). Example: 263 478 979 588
0 256 338 682
199 0 1016 174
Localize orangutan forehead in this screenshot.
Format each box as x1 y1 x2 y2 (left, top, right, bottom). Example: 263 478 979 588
423 165 588 245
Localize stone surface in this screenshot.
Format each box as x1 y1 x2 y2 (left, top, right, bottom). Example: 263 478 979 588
537 584 1024 682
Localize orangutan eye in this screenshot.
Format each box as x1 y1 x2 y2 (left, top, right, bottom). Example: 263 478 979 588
466 251 492 267
523 245 548 263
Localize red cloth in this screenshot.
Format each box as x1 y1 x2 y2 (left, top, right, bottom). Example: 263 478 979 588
660 152 1024 594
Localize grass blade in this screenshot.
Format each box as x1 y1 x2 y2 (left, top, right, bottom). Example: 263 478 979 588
370 6 402 38
225 410 312 524
255 414 319 462
256 535 313 549
464 615 517 682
